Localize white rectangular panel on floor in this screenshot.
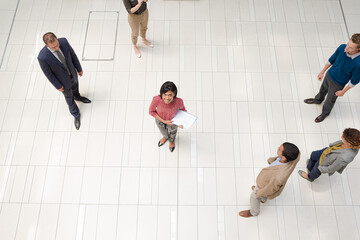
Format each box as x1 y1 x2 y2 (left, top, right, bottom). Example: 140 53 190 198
82 11 119 61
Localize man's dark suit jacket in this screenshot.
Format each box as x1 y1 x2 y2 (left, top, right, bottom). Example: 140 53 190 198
38 38 82 90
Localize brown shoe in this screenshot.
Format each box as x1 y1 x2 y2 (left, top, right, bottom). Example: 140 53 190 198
239 210 253 218
304 98 318 104
315 114 327 123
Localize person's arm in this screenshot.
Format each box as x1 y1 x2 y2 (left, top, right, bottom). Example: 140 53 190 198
335 85 351 97
318 158 348 174
335 67 360 97
317 64 331 81
318 46 342 81
149 96 174 125
267 157 277 164
66 39 83 76
38 57 63 91
256 179 283 198
179 98 187 112
123 0 144 14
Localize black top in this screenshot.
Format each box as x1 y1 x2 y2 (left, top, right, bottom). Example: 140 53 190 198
123 0 147 14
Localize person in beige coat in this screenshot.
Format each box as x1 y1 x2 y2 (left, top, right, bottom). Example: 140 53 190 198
239 142 300 217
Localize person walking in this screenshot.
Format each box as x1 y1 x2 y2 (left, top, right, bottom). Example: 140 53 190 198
298 128 360 182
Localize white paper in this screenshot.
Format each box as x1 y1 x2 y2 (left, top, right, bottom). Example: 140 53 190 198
171 110 197 129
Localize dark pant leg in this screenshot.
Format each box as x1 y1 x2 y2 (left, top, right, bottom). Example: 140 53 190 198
314 73 330 103
307 148 326 181
62 88 80 118
321 77 344 116
71 76 81 99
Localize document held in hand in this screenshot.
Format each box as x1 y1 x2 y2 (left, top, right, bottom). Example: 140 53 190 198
171 110 197 129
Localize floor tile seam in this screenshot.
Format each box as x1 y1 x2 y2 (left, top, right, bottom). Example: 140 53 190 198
338 0 350 39
0 130 355 134
1 202 359 206
4 165 360 169
0 0 20 69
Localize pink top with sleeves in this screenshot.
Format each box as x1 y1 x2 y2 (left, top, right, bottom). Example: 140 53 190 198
149 95 187 121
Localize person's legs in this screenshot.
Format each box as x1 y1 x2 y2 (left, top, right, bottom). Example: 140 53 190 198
155 119 170 139
128 14 140 45
128 14 141 57
307 148 326 172
139 9 148 40
314 73 330 103
249 186 264 216
308 160 322 181
167 125 178 143
321 78 344 116
71 77 80 99
62 88 80 119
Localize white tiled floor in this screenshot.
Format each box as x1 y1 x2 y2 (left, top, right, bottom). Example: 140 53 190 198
1 0 360 239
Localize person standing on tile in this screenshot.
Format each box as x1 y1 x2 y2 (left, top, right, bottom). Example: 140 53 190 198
239 143 300 217
149 81 186 152
123 0 153 58
298 128 360 182
304 33 360 123
38 32 91 130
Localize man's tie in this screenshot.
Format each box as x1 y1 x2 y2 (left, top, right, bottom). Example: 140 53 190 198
55 50 71 75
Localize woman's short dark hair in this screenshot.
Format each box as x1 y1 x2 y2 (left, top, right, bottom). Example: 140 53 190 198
282 142 299 161
160 81 177 98
343 128 360 148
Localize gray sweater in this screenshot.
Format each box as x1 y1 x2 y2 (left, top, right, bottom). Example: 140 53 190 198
318 140 359 176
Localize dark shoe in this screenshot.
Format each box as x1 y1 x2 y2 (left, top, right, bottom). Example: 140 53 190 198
315 114 327 123
304 98 318 104
74 118 81 130
75 96 91 103
239 210 253 218
169 146 175 152
158 139 167 147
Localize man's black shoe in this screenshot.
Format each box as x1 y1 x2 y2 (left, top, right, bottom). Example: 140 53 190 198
304 98 318 104
75 96 91 103
315 114 327 123
74 118 81 130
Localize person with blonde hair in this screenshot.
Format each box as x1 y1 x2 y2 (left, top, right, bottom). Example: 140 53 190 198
304 33 360 122
299 128 360 182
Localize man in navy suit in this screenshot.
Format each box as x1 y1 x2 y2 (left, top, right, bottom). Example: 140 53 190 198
38 32 91 130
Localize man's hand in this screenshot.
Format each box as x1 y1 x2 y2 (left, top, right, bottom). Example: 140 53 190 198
58 86 64 92
78 71 83 77
335 90 345 97
317 72 324 81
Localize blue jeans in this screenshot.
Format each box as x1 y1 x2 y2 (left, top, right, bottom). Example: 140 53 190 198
307 148 327 181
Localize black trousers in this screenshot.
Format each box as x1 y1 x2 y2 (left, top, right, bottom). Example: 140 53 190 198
62 77 81 119
314 72 344 116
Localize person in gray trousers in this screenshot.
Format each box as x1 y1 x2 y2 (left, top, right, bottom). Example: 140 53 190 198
298 128 360 182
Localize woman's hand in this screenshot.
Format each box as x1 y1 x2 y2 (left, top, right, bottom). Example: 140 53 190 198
179 125 183 129
163 120 174 125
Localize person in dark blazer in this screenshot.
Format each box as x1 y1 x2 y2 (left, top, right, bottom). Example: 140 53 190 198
298 128 360 182
38 32 91 130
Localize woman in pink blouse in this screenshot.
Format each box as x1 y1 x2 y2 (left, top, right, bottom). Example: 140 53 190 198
149 81 186 152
